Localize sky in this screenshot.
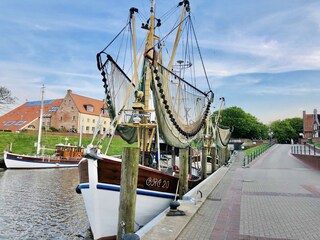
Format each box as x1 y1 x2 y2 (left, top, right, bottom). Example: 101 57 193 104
1 0 320 124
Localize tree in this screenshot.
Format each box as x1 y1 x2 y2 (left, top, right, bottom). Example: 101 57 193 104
270 118 302 143
270 120 296 143
284 118 303 138
213 106 268 139
0 86 16 107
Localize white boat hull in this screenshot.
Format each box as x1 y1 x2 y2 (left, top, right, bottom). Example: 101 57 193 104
4 151 79 169
78 157 177 239
80 184 174 239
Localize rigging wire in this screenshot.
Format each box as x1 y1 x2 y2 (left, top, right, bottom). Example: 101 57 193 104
159 5 179 24
189 16 212 92
100 21 130 54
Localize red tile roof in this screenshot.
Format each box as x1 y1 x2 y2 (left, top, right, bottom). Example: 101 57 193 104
304 114 313 133
69 92 108 117
0 99 63 132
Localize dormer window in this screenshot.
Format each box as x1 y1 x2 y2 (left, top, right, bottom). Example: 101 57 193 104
84 104 94 112
101 108 108 115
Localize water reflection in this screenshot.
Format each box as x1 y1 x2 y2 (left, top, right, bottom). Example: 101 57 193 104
0 168 92 239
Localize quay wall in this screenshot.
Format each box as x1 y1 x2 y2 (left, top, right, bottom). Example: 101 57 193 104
292 154 320 170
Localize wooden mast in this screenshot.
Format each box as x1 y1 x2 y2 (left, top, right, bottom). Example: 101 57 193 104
36 85 45 155
140 0 156 154
130 7 139 87
144 0 155 112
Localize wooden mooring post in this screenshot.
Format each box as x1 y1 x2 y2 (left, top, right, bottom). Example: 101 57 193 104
211 146 217 173
179 148 188 199
117 147 140 240
201 147 208 179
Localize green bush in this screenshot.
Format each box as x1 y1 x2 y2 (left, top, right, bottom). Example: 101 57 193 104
49 126 59 132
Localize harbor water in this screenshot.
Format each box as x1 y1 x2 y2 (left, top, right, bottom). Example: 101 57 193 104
0 168 92 239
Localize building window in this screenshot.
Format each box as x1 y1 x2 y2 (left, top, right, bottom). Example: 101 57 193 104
87 118 90 122
84 104 94 112
4 121 15 126
93 119 95 123
48 106 59 112
15 120 27 126
72 116 76 121
92 127 95 132
60 116 63 121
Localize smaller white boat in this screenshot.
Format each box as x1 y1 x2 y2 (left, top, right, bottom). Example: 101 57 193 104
4 144 84 169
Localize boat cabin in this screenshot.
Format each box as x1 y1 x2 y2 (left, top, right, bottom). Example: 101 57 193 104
55 144 84 159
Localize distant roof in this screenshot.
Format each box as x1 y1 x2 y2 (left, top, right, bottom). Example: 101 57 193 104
69 92 108 116
0 89 109 132
0 99 63 132
303 111 320 133
25 99 55 107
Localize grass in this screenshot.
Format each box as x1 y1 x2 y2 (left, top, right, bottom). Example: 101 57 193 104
0 131 135 156
244 143 270 156
314 142 320 148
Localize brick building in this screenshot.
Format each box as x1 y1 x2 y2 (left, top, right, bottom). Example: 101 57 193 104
0 89 110 134
303 109 320 139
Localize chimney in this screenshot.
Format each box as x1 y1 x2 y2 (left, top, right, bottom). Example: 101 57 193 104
67 89 72 94
314 109 319 124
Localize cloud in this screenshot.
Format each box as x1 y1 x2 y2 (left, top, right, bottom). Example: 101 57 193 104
1 0 320 124
247 86 320 96
196 1 320 77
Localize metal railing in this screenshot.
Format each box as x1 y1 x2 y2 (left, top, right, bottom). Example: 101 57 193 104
243 142 274 167
291 144 320 156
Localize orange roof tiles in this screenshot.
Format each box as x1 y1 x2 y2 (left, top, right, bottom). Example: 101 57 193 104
304 114 313 133
0 99 63 132
69 92 108 117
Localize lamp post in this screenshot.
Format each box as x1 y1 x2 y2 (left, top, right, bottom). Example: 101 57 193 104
268 129 273 144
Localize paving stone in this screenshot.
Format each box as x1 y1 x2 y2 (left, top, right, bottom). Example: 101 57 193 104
176 145 320 240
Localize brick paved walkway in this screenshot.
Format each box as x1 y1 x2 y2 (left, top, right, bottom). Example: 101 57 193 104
177 144 320 240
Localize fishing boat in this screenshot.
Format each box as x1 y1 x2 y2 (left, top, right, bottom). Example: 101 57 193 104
78 1 214 238
3 86 84 169
4 143 84 169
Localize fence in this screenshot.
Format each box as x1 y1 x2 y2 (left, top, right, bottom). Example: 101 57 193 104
243 143 274 167
291 144 320 156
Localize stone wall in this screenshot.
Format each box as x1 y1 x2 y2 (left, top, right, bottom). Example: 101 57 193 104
292 154 320 170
